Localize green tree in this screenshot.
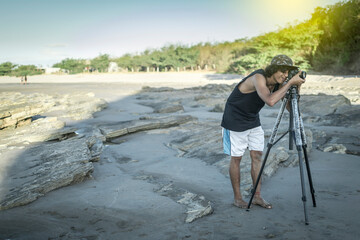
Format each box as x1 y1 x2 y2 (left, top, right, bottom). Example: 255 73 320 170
53 58 86 74
91 54 110 72
0 62 17 76
313 0 360 73
149 50 164 70
177 46 199 70
12 65 41 78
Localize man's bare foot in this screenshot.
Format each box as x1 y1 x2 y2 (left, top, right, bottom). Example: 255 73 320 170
253 196 272 209
233 199 249 208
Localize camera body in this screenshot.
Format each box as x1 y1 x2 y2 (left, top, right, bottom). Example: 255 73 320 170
288 68 306 81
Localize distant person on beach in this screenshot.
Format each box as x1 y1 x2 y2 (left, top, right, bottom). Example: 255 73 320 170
221 55 306 209
21 76 28 85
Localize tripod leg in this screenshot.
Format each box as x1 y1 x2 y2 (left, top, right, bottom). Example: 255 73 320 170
291 88 309 225
246 97 289 210
297 102 316 208
303 145 316 207
289 104 294 150
295 143 309 225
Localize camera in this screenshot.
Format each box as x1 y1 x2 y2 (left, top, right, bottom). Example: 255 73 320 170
288 68 306 80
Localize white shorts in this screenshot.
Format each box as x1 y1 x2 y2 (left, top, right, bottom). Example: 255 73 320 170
222 126 264 157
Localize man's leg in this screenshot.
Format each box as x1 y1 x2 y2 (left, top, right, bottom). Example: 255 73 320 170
229 156 248 208
250 150 272 209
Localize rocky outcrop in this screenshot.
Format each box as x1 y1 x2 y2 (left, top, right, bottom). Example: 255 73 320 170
314 106 360 127
295 94 360 127
0 91 108 210
302 75 360 104
0 138 94 210
299 94 351 116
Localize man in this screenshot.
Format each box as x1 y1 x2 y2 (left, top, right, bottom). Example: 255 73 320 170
221 55 306 209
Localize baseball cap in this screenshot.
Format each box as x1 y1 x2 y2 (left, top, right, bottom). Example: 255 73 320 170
271 55 298 69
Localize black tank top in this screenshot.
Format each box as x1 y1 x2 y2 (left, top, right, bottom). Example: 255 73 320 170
221 69 266 132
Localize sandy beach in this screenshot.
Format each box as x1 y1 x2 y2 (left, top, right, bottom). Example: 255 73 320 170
0 72 359 240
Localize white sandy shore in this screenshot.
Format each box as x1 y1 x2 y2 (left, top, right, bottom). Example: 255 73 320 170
0 72 240 86
1 72 358 103
0 72 359 239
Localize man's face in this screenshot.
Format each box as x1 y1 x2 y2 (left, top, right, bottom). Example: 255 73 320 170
274 69 289 84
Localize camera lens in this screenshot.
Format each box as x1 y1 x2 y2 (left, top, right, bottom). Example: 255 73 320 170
300 71 306 79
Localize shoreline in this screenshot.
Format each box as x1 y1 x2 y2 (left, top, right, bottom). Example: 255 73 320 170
1 72 359 105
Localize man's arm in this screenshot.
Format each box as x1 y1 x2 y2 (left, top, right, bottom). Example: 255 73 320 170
253 72 305 107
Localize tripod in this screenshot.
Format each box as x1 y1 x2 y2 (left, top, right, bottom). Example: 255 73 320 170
246 86 316 225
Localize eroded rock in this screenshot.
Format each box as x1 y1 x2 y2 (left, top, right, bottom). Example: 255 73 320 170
0 138 94 210
135 174 213 223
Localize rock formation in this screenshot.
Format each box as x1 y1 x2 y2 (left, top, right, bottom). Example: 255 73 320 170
0 91 201 216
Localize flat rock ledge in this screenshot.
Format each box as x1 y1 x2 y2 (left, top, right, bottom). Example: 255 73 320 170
99 115 197 141
0 91 107 130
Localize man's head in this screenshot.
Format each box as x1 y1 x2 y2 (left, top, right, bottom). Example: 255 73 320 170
265 55 298 84
270 55 297 68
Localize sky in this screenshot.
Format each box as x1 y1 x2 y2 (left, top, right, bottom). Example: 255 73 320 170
0 0 342 67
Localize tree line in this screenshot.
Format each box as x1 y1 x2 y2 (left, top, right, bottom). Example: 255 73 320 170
0 62 41 78
1 0 358 77
227 0 359 74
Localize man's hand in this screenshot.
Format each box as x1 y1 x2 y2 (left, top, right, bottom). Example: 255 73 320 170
289 70 306 87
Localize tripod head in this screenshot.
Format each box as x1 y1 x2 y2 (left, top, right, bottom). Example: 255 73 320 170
285 85 301 100
284 68 306 99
